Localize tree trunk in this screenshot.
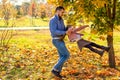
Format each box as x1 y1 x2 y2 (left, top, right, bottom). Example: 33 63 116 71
107 28 116 68
106 0 116 68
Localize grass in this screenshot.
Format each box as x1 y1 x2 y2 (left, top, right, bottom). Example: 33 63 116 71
0 29 120 80
0 17 49 27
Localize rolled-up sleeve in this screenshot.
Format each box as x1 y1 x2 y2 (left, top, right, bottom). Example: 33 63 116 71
50 19 66 36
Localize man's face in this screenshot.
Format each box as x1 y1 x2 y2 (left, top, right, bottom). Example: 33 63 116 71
57 9 65 17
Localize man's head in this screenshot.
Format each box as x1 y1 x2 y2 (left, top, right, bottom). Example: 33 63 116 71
55 6 65 17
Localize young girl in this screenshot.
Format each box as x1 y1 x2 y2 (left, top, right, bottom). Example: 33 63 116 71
67 25 110 57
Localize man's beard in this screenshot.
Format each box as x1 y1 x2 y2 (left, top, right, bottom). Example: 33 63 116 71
58 15 62 20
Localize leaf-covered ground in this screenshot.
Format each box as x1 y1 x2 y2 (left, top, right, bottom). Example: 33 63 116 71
0 30 120 80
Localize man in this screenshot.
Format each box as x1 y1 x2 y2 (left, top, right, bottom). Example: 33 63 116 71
49 6 70 78
67 25 110 56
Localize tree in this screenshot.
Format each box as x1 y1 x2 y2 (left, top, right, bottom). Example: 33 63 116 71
21 2 30 15
0 0 17 54
47 0 120 68
34 3 54 19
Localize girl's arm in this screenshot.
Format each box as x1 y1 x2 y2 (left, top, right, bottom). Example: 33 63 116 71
73 25 89 32
66 27 74 35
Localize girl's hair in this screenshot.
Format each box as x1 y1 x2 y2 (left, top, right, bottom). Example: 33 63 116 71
67 25 72 28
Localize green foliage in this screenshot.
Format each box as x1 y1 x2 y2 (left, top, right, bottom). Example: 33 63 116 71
116 1 120 25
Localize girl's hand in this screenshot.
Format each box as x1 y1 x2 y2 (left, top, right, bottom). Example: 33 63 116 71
66 30 71 35
85 25 89 27
66 27 74 35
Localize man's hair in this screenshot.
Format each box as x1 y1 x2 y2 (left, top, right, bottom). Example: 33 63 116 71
55 6 65 12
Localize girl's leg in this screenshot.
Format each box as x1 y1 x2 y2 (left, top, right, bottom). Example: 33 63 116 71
89 42 110 52
84 44 104 57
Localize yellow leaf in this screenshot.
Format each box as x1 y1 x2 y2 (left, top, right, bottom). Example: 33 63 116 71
1 71 6 76
107 32 113 36
99 36 105 41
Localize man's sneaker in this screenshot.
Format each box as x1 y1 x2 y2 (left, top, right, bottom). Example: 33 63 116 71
51 70 62 79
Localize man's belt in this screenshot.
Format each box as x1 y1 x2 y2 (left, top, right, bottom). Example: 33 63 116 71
53 36 65 40
53 37 61 39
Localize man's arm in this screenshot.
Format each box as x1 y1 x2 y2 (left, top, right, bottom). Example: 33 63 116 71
50 20 66 36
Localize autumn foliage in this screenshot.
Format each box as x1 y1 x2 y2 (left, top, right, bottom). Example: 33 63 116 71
0 30 120 79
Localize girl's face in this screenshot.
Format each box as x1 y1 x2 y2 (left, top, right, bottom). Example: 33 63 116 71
69 26 74 30
68 26 74 33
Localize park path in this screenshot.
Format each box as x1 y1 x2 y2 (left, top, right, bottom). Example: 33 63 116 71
0 27 49 30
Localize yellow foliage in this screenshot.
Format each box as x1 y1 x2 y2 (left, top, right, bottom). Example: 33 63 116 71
99 36 105 41
90 29 98 34
96 68 117 76
0 30 120 79
1 71 6 76
107 32 113 36
92 0 106 8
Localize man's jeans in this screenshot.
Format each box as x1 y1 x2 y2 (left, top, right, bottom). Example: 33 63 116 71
52 39 70 72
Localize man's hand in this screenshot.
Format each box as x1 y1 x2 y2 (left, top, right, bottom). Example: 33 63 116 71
66 30 71 35
66 27 74 35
